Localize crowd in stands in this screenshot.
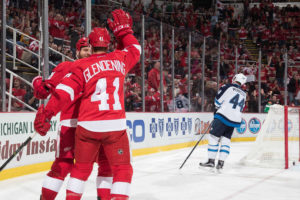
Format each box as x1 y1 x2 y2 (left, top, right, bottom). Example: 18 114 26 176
3 0 300 113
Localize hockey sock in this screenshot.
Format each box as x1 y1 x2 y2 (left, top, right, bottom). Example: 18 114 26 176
97 148 113 199
207 134 220 160
97 164 112 200
41 158 73 200
219 136 231 162
66 162 93 200
110 164 133 199
96 176 113 200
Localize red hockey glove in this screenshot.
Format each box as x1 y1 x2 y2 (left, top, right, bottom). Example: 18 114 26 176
32 76 54 99
34 104 54 136
107 9 133 39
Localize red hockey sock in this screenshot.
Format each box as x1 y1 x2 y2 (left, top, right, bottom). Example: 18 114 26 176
111 194 129 200
66 190 82 200
96 176 112 199
41 158 73 200
41 188 59 200
66 162 93 200
110 164 132 199
97 188 111 200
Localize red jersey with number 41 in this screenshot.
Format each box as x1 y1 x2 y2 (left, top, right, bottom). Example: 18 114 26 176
51 34 141 132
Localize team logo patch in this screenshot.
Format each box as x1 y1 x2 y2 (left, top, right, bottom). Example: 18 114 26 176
236 118 247 134
118 149 123 155
249 117 261 134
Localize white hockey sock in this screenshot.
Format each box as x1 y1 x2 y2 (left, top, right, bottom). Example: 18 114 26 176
219 136 231 161
207 134 220 160
42 175 64 193
97 176 113 190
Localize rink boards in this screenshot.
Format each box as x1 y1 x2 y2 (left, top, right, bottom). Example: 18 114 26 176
0 112 266 180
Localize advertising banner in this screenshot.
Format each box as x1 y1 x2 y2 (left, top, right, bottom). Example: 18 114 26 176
0 112 266 172
0 113 60 170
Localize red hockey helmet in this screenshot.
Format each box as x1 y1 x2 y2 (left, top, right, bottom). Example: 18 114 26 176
76 37 89 51
88 27 110 48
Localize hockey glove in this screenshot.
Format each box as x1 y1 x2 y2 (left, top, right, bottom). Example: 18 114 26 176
34 104 54 136
107 9 133 39
32 76 53 99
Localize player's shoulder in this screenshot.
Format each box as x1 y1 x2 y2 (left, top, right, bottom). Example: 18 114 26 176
53 61 73 72
107 49 126 60
70 57 92 69
219 83 232 91
228 84 247 95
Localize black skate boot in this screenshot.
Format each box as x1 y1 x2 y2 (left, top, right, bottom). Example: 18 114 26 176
216 160 224 170
199 159 215 168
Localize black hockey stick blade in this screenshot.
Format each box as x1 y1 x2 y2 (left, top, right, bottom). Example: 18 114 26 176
0 132 37 172
179 122 212 169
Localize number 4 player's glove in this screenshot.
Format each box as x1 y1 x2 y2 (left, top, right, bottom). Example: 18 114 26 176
107 9 133 40
34 104 54 136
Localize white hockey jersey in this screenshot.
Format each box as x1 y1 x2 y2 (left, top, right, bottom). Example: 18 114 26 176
214 83 246 127
168 94 189 112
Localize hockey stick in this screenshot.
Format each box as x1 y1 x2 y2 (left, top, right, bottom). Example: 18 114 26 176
0 132 37 172
179 122 212 169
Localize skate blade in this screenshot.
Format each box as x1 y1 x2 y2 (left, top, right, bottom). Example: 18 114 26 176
199 165 215 173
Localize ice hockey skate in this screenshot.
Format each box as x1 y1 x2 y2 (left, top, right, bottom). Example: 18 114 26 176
216 160 224 173
199 159 215 168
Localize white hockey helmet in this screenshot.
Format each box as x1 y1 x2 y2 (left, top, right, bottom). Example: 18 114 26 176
232 73 247 85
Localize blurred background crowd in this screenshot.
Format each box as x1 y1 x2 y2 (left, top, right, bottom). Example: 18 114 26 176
2 0 300 112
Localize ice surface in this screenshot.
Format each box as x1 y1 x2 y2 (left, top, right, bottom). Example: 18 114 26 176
0 142 299 200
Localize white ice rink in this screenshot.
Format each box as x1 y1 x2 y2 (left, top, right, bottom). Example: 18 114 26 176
0 142 300 200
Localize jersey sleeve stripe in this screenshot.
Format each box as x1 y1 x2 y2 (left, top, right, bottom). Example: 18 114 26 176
60 119 78 127
56 84 74 101
123 44 141 55
215 85 230 100
133 44 141 54
48 72 55 80
215 98 221 105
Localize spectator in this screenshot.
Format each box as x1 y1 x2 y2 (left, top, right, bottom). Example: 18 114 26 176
24 86 39 111
287 74 298 105
248 90 258 113
148 62 166 92
11 78 26 111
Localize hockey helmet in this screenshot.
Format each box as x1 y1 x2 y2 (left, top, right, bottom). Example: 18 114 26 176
232 73 247 85
88 27 110 48
76 37 89 51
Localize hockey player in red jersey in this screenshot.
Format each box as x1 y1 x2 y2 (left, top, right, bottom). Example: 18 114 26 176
34 9 140 200
33 37 113 200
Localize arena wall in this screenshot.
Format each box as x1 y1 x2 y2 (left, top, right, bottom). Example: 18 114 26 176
0 112 266 180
